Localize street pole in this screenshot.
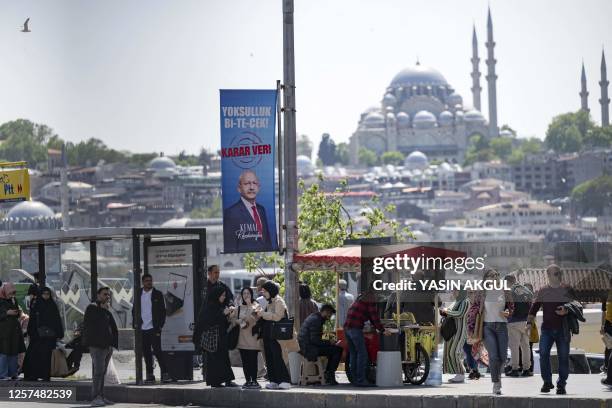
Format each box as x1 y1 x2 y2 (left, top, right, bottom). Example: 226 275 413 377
282 0 299 322
60 143 69 229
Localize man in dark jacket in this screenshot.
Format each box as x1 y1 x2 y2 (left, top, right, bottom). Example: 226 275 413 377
83 287 118 407
133 274 169 383
298 304 342 385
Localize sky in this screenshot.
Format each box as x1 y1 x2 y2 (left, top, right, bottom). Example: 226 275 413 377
0 0 610 158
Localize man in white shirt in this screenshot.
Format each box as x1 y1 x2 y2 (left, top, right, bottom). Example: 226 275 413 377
135 274 170 383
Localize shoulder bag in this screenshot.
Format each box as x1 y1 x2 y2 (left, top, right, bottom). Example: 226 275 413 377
200 325 219 353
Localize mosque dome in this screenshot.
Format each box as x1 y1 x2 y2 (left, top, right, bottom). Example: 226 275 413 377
6 201 55 219
390 65 448 88
363 111 385 127
447 92 463 107
413 110 437 129
149 156 177 170
396 112 410 127
404 151 429 170
439 111 454 126
383 93 397 106
464 109 487 123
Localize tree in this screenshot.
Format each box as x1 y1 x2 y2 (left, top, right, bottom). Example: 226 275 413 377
127 152 158 167
571 175 612 216
175 150 199 166
463 134 496 165
67 138 126 166
490 137 513 160
381 151 404 165
584 126 612 149
358 147 378 167
245 176 413 304
318 133 336 166
0 119 56 167
297 134 313 158
335 142 350 166
545 111 595 153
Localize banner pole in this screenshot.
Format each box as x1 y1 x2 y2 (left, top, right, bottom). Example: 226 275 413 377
282 0 299 321
276 79 284 253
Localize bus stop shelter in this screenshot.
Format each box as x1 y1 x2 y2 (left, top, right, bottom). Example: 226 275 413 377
0 227 207 385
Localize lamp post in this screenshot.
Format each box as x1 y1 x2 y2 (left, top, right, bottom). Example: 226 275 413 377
282 0 299 321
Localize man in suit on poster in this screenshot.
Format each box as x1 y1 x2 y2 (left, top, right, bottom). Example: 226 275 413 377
223 169 272 252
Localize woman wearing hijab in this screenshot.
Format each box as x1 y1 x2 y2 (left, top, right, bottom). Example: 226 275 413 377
235 286 263 389
256 281 291 390
0 282 26 380
23 287 64 381
440 288 470 383
195 285 236 388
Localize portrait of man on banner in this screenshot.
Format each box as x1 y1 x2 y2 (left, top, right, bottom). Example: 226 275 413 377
223 169 272 252
220 89 279 254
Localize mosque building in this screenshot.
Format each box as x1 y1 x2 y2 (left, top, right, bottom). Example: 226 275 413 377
580 50 610 127
350 9 500 165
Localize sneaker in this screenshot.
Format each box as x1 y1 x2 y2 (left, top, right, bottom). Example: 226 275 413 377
492 382 502 395
449 374 465 383
242 381 252 389
325 373 339 386
540 382 554 393
278 382 291 390
225 381 239 388
102 398 114 405
507 370 520 377
265 382 279 390
90 397 106 407
521 369 533 377
144 375 156 384
556 385 566 395
601 378 612 386
161 373 172 383
250 381 262 389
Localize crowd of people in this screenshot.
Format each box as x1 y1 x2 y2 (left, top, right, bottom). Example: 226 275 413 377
1 261 610 406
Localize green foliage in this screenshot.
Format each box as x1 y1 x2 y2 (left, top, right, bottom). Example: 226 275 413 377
0 119 55 167
66 138 126 167
584 126 612 149
128 152 159 167
507 137 544 165
297 134 313 158
545 111 595 153
318 133 336 166
571 175 612 216
490 137 513 160
175 150 199 166
463 134 495 166
358 147 378 167
0 246 19 274
190 196 222 218
381 151 405 165
335 142 350 166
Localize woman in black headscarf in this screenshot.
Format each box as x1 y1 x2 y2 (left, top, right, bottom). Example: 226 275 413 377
23 287 64 381
195 285 236 388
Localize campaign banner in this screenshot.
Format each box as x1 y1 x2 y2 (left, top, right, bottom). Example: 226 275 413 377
220 89 278 253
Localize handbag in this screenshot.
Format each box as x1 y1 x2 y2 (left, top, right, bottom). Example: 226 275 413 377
200 325 219 353
440 316 457 342
270 311 294 341
37 311 56 338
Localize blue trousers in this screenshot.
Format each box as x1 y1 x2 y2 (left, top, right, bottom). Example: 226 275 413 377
463 342 477 370
345 328 368 384
539 328 569 387
0 354 18 379
483 322 508 383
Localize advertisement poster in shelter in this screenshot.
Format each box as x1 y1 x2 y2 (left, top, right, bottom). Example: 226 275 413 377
147 243 195 351
220 89 278 254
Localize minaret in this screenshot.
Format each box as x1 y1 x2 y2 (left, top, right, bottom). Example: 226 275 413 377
600 50 610 127
471 25 482 111
486 7 498 136
580 62 589 113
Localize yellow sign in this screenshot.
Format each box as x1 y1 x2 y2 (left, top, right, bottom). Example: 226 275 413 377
0 167 30 202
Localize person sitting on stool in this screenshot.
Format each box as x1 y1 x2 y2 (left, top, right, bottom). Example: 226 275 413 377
297 304 343 385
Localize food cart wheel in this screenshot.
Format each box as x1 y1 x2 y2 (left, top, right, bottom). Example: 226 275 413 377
403 344 430 385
